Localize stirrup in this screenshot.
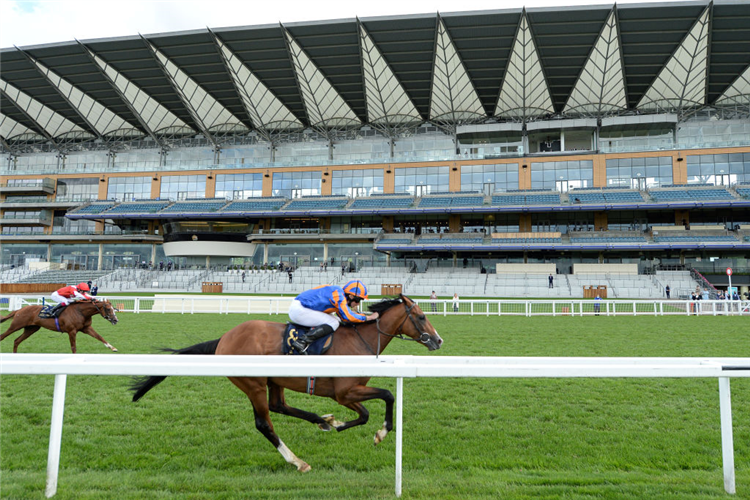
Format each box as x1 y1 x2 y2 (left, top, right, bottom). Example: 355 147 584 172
291 338 309 354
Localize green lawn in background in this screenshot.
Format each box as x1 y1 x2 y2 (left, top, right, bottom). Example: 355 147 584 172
1 313 748 500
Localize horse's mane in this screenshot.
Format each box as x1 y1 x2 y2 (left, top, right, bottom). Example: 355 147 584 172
367 297 403 314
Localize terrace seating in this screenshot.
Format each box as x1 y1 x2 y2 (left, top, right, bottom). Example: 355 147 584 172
221 199 286 211
349 197 413 209
419 236 484 244
161 201 227 213
491 193 561 206
570 190 645 204
491 231 562 244
418 196 484 208
285 198 348 210
375 239 413 245
735 187 750 199
654 235 739 243
76 203 114 214
650 187 734 202
105 202 170 214
570 236 647 243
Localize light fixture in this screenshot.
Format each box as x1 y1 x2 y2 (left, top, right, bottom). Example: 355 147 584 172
207 171 213 180
386 165 392 174
323 169 329 176
264 170 270 178
522 164 528 169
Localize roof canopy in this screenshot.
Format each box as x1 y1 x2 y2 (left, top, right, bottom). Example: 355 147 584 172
1 1 748 145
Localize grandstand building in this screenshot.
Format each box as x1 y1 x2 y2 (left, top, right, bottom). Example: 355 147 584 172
1 1 749 284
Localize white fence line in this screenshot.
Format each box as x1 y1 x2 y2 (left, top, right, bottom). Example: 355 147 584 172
3 295 750 316
1 354 748 497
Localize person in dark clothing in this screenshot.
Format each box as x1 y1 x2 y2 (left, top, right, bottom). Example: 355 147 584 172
548 274 554 288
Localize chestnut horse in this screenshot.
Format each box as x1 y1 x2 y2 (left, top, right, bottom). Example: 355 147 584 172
131 295 442 472
0 300 119 353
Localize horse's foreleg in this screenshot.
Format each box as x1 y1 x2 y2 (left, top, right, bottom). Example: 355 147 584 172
267 382 332 431
80 326 117 352
335 385 394 445
229 376 311 473
9 326 41 353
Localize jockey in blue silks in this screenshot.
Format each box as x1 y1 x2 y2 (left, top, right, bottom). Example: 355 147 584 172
288 280 378 354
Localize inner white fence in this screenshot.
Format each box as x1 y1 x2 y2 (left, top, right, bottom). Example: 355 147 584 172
2 295 749 316
1 354 748 498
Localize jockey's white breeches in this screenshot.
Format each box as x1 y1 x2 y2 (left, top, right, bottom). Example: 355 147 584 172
50 292 72 305
288 300 340 330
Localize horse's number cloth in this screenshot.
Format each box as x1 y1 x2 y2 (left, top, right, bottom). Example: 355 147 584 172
282 323 333 356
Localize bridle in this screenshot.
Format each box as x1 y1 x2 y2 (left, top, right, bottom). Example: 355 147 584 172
90 300 117 323
352 299 433 356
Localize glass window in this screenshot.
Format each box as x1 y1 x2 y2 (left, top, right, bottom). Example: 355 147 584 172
531 161 593 191
272 171 322 198
331 168 384 196
56 178 99 201
215 173 263 199
394 166 449 195
160 175 207 200
106 176 152 201
606 156 673 188
686 154 750 185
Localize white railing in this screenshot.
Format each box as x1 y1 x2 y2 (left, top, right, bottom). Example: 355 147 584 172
0 354 748 498
2 296 749 316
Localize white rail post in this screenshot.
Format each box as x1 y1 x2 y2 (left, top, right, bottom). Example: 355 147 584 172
45 374 67 498
395 376 404 497
719 377 736 494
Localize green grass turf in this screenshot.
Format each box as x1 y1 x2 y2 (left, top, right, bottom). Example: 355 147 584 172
1 314 749 499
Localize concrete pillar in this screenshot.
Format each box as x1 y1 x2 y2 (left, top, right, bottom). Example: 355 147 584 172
97 243 103 270
263 243 269 264
323 243 328 262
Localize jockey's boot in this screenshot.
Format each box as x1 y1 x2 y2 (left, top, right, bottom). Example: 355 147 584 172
50 303 66 317
291 324 334 354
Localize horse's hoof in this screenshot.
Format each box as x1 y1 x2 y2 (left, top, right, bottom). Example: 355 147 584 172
112 348 118 352
374 429 388 445
322 414 344 428
298 462 311 473
318 422 332 431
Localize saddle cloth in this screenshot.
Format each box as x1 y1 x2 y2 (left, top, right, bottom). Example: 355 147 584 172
38 305 58 319
282 323 334 356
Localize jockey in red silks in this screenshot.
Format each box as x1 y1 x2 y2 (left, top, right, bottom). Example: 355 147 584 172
49 282 93 314
289 280 378 354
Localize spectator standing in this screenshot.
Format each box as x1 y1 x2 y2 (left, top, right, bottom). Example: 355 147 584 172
594 294 602 316
91 285 98 296
548 274 554 289
241 271 246 283
665 285 671 299
430 291 437 312
341 263 346 276
452 293 459 312
288 270 293 283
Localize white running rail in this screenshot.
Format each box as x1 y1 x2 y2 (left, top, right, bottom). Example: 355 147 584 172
1 354 748 497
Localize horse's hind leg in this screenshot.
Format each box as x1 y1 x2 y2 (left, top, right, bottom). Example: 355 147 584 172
80 326 118 352
268 382 332 431
228 376 311 473
10 326 41 353
334 385 395 445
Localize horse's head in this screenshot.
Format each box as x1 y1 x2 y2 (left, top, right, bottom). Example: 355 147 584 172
370 295 443 351
94 300 119 325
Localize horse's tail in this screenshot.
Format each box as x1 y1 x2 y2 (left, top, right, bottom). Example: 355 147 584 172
130 338 220 402
1 310 18 323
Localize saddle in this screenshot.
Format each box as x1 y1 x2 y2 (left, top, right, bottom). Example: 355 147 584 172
282 323 334 356
38 304 63 319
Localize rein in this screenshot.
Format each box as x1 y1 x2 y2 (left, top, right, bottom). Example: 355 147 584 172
353 300 429 358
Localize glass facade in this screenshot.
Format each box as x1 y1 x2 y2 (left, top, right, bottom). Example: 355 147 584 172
107 176 152 201
56 177 99 201
50 244 100 270
272 171 322 198
160 175 207 200
530 160 593 191
215 173 263 199
606 157 673 188
460 164 519 193
0 243 48 265
686 153 750 185
331 168 384 196
394 166 450 195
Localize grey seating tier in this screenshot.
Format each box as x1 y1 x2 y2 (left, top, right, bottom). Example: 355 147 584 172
655 235 739 242
419 196 484 208
285 199 348 210
349 198 412 209
222 200 286 211
77 203 114 214
161 202 227 213
492 194 561 205
570 236 646 243
650 188 733 202
105 202 170 214
491 237 562 244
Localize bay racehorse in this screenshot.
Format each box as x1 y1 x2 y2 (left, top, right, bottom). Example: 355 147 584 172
0 299 119 353
131 294 442 472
